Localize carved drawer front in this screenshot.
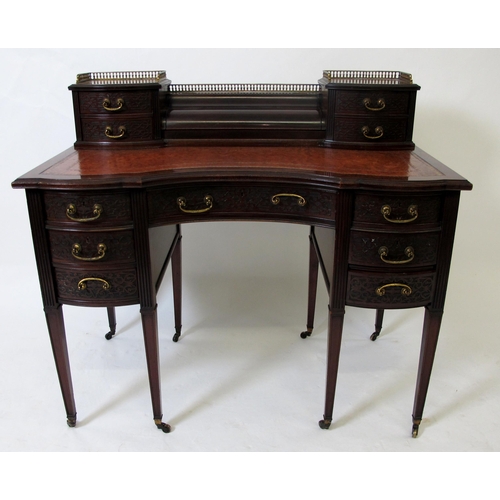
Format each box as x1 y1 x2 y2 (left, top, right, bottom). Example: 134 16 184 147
147 184 336 224
353 193 442 227
54 268 139 306
80 117 154 143
333 116 408 143
44 192 132 226
349 230 440 268
48 229 135 266
78 90 154 115
335 90 410 115
346 271 435 309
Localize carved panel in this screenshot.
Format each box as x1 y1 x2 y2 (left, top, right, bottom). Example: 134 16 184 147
346 272 435 308
349 231 439 267
147 184 337 224
353 194 442 225
81 118 154 141
44 192 132 224
55 268 138 302
78 91 153 114
334 117 407 142
335 90 410 115
48 230 135 264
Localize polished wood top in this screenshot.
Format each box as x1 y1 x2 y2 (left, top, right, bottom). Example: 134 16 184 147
12 145 472 191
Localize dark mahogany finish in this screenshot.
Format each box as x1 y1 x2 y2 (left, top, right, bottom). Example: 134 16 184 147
68 70 419 149
13 143 471 437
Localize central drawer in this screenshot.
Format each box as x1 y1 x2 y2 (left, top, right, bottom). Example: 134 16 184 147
148 184 337 225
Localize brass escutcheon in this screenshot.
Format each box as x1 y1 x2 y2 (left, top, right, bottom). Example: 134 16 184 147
66 203 103 222
105 126 126 139
102 98 124 111
271 193 307 206
363 97 386 111
72 243 107 261
381 204 418 223
362 125 384 139
177 195 213 214
378 245 415 265
77 277 111 291
376 283 412 297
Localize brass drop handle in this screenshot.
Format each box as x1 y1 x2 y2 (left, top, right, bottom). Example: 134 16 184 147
66 203 103 222
77 277 111 291
376 283 412 297
363 97 386 111
378 246 415 265
102 98 124 111
177 195 213 214
271 193 307 206
72 243 107 261
105 126 126 139
381 204 418 224
362 126 384 139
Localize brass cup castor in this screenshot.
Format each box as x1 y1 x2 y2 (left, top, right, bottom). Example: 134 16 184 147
318 419 331 430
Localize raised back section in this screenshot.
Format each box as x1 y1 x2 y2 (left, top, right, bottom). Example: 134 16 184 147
69 70 420 150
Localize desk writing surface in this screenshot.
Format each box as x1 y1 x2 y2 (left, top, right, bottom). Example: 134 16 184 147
12 145 471 191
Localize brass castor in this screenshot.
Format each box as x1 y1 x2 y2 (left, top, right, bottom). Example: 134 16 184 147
300 328 313 339
318 419 331 430
67 417 77 428
105 330 115 340
411 420 422 438
154 419 171 433
370 331 380 341
172 332 181 342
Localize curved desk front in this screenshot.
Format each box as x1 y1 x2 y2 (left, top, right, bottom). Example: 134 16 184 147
12 145 472 437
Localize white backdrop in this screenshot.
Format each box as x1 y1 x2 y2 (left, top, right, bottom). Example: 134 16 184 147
1 47 499 484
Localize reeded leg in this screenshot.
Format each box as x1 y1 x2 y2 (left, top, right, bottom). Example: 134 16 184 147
370 309 385 341
411 307 443 438
319 310 345 429
301 230 319 339
141 305 171 433
104 307 117 340
171 233 182 342
44 305 77 427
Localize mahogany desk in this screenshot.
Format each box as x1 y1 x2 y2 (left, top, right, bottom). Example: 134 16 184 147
12 145 472 437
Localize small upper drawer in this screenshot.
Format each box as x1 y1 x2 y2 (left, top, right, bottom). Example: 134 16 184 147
349 230 440 268
80 117 154 143
333 116 408 144
48 229 135 266
78 90 154 114
44 192 132 226
148 184 336 225
335 90 411 115
353 193 442 227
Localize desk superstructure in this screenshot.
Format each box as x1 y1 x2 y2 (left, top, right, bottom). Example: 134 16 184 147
12 70 472 437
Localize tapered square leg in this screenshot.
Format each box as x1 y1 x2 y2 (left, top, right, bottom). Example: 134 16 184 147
411 307 443 437
171 233 182 342
140 305 171 432
301 229 320 340
319 310 345 429
44 305 77 427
